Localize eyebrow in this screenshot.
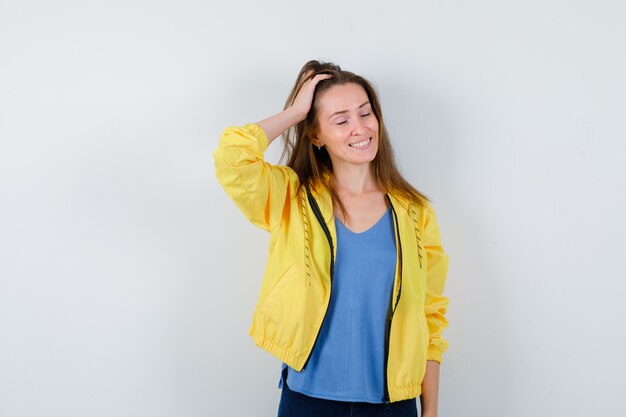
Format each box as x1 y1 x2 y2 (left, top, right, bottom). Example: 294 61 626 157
328 101 371 119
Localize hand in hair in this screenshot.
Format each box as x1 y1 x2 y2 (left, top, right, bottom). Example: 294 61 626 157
254 70 332 144
291 70 333 118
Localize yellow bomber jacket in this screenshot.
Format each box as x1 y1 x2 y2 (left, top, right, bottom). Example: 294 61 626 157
212 123 450 403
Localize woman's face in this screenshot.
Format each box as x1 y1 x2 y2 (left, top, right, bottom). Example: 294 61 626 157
313 83 379 168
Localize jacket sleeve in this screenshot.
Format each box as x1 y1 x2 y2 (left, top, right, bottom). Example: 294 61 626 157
422 202 451 364
212 123 299 232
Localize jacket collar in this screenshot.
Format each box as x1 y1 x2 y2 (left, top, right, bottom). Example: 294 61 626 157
308 171 411 224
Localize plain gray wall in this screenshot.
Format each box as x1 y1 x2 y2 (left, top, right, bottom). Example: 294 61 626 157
1 1 624 416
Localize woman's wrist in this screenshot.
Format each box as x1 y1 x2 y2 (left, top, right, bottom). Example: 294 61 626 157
255 106 306 146
286 104 308 122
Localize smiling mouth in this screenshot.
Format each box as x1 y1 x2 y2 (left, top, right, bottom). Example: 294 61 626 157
348 137 372 148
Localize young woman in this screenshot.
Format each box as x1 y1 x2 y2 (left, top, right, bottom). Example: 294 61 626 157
213 60 450 417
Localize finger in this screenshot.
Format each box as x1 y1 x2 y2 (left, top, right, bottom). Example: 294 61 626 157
308 73 333 83
304 71 331 80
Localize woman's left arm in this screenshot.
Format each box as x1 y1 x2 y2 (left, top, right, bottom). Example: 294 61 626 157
422 202 450 363
420 360 441 417
420 202 450 417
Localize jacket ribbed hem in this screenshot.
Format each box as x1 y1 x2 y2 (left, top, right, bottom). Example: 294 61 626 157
249 325 304 370
249 324 425 403
388 381 423 402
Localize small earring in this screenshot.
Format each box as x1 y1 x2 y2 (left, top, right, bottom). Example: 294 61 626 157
317 144 321 150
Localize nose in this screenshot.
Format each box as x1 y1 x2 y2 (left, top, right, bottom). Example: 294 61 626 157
351 115 367 135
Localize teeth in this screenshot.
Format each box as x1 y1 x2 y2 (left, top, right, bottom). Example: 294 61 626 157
349 138 371 148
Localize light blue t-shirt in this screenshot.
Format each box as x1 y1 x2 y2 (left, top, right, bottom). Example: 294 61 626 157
277 205 397 403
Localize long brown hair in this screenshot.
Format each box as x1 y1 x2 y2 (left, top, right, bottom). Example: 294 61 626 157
279 59 430 225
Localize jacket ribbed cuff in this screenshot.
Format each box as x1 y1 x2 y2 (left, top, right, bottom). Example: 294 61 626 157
427 347 443 364
243 123 269 152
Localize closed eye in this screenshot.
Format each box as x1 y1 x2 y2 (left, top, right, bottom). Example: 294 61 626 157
336 113 370 125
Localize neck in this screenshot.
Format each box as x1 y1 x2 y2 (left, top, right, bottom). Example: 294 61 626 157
330 161 378 195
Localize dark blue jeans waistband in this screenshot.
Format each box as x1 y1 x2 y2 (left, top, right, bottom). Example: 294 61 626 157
277 367 419 417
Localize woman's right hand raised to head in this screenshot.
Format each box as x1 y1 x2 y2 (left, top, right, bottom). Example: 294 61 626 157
255 70 333 145
291 70 334 117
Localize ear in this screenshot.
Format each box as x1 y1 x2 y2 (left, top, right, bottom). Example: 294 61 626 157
310 137 323 149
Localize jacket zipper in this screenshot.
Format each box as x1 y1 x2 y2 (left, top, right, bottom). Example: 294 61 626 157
383 194 403 403
300 191 404 405
300 190 335 372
